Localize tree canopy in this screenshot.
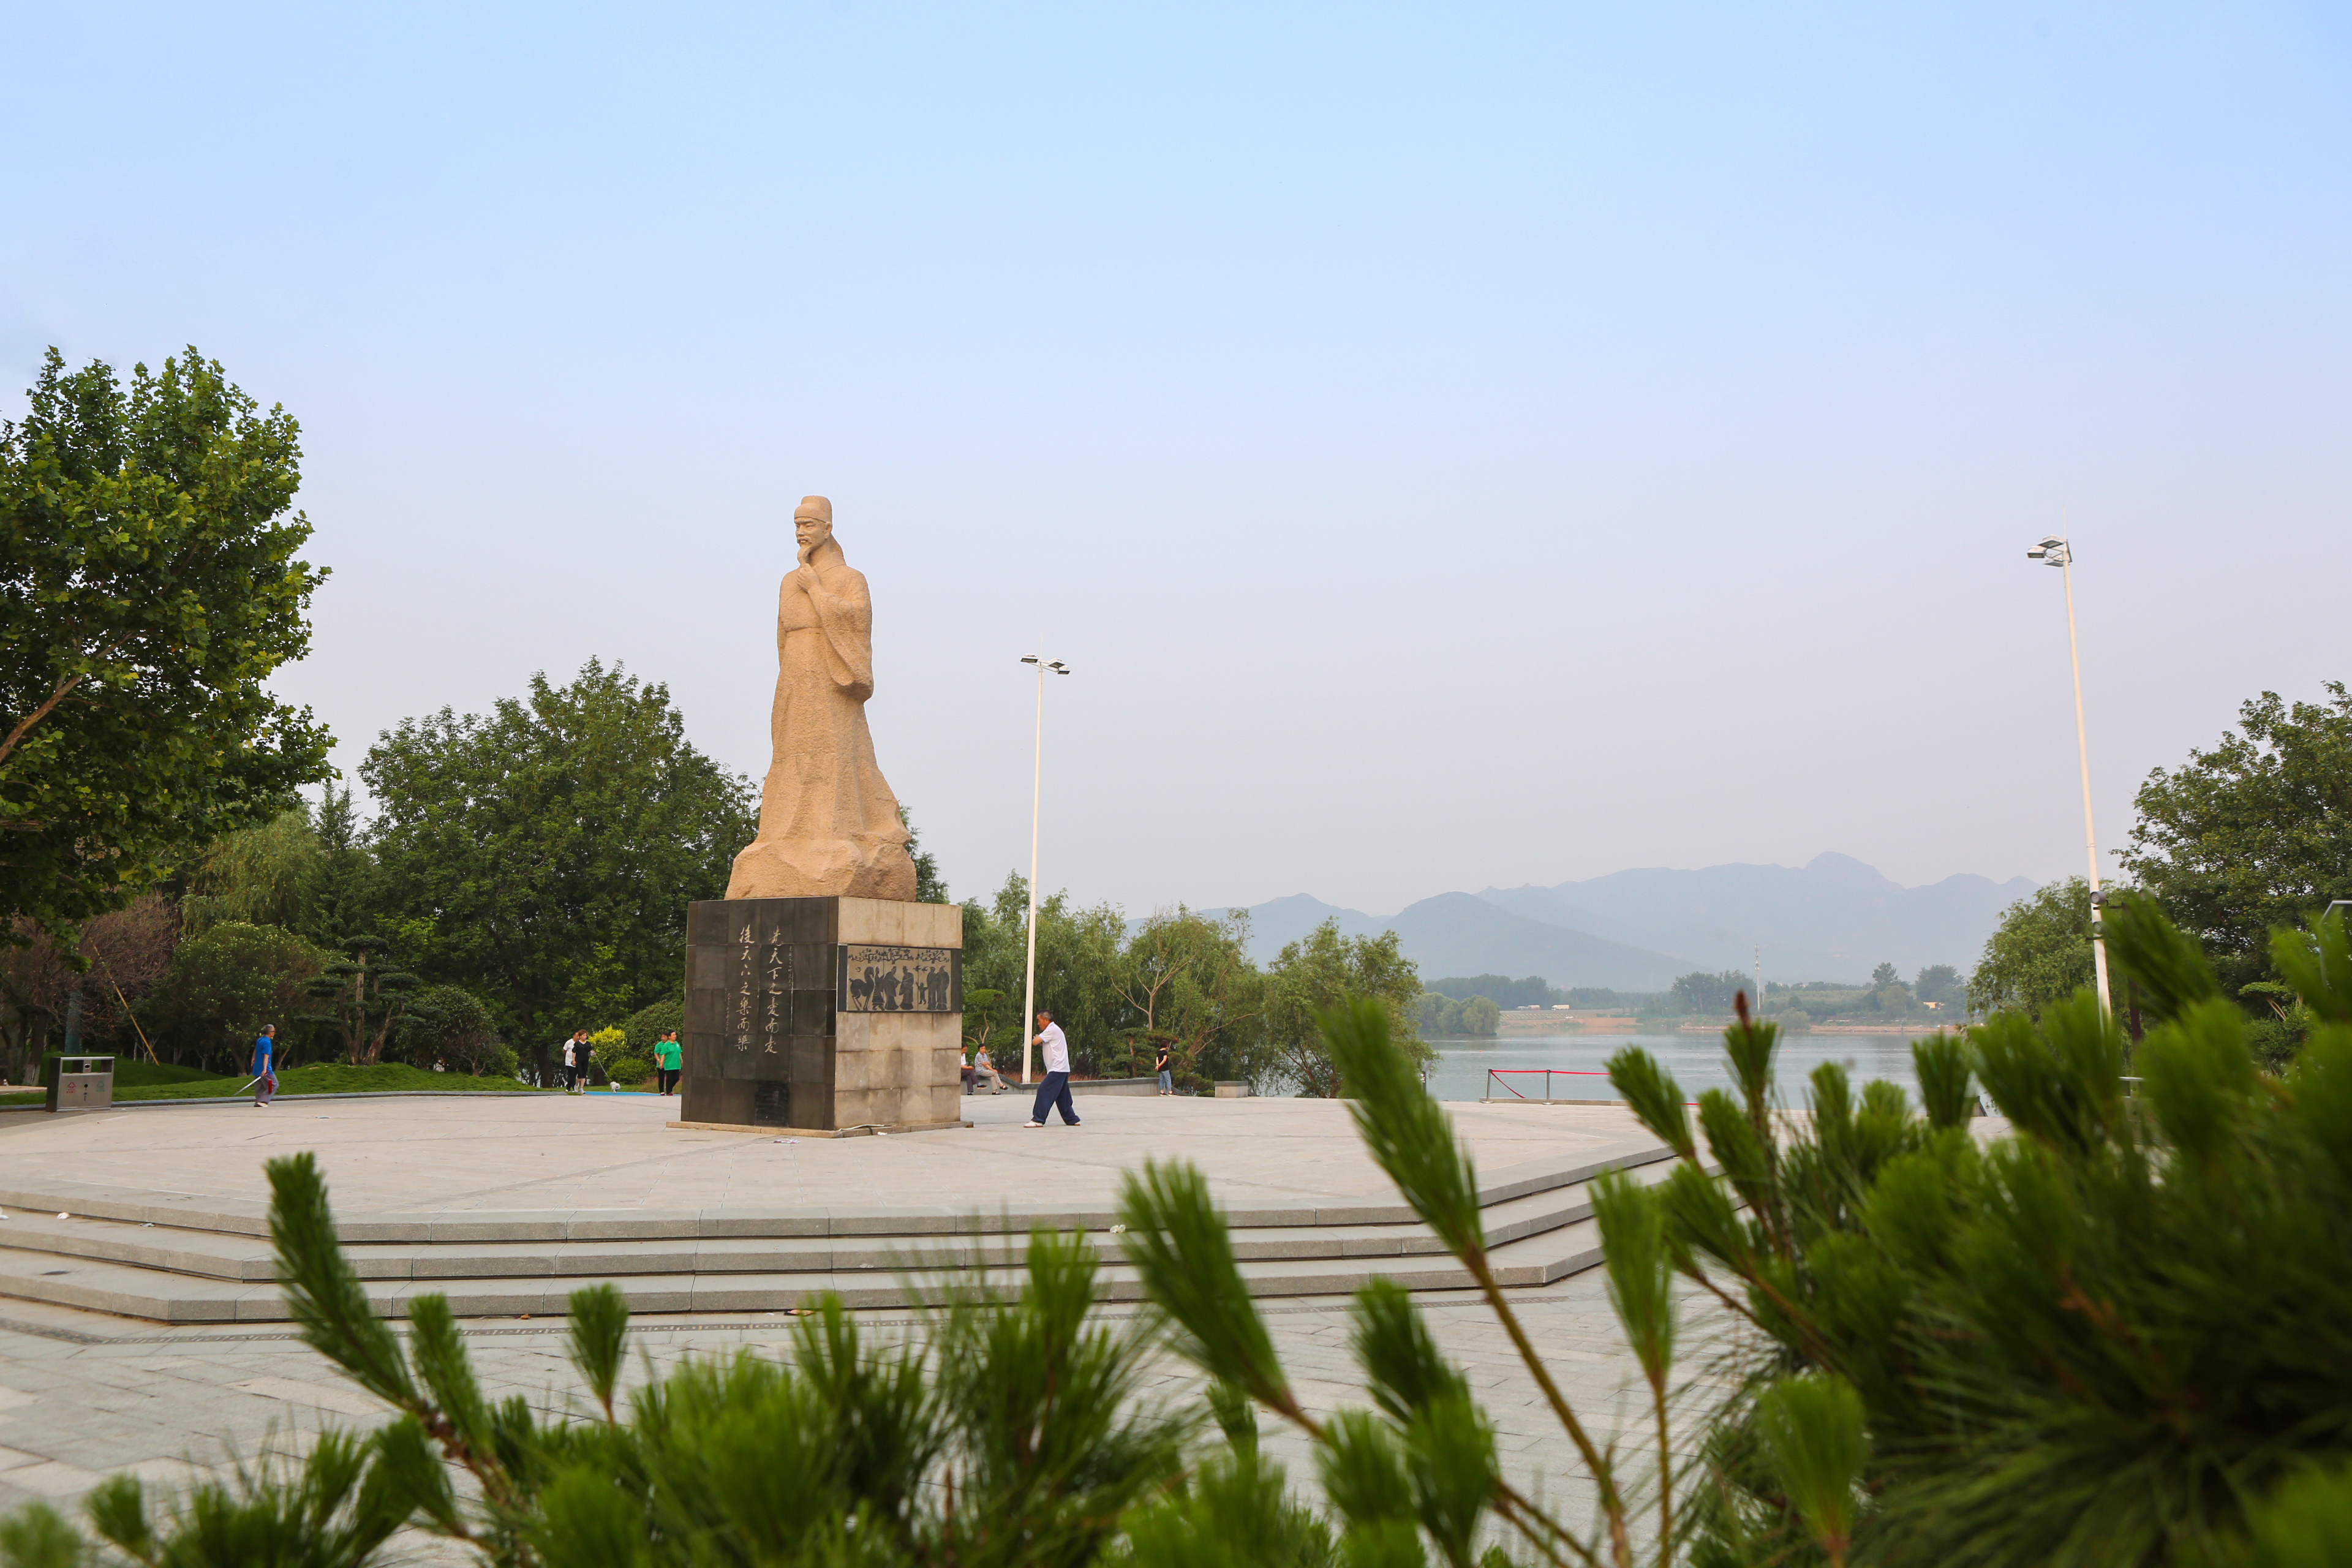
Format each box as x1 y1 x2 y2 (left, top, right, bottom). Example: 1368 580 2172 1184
362 660 754 1065
1262 918 1425 1096
2122 681 2352 997
1671 969 1752 1014
1967 875 2099 1019
1 348 333 944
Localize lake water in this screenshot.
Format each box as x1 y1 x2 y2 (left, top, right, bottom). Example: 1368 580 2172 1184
1425 1031 1936 1106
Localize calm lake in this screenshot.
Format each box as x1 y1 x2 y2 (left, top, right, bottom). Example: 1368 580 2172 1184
1424 1031 1935 1106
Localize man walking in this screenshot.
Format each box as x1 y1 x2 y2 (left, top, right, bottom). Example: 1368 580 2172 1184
251 1024 278 1108
1024 1009 1080 1128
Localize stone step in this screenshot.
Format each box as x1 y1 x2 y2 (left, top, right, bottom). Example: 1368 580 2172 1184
0 1211 1611 1325
0 1144 1671 1246
0 1158 1669 1288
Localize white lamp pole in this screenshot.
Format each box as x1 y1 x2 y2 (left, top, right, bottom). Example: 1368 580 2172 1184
2027 535 2112 1016
1018 653 1069 1085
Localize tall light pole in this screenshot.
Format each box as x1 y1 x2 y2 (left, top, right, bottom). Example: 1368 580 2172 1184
2027 534 2111 1016
1019 653 1070 1085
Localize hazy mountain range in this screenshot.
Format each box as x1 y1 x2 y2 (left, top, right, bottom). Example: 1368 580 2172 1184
1218 854 2037 991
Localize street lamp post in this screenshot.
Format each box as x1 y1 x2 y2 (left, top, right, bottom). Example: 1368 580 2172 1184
2027 534 2112 1016
1018 653 1070 1085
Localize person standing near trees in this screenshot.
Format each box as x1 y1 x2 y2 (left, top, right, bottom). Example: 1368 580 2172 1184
251 1025 277 1108
654 1030 682 1096
1024 1009 1080 1129
1155 1040 1173 1096
559 1030 589 1093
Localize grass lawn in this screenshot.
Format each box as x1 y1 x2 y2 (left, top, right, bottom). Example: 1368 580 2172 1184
110 1062 558 1101
34 1056 220 1089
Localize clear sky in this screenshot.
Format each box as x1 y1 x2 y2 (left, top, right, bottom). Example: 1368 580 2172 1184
6 2 2348 916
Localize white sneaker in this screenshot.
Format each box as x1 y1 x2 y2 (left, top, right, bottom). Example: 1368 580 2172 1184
1024 1120 1045 1128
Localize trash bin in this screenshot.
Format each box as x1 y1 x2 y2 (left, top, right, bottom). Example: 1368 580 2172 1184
42 1055 114 1113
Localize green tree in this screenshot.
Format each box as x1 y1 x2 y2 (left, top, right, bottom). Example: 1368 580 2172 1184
1416 990 1461 1037
0 349 333 947
363 660 755 1079
1670 968 1749 1014
301 781 379 946
1454 994 1500 1036
1967 875 2105 1018
1427 973 1553 1009
2122 681 2352 998
1913 962 1962 1006
1118 907 1267 1088
1869 960 1899 989
303 933 420 1068
901 805 949 903
959 873 1132 1076
1262 918 1423 1096
620 996 684 1061
180 804 323 937
396 984 508 1076
146 921 330 1072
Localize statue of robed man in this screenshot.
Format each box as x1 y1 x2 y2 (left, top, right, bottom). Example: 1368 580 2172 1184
725 496 918 901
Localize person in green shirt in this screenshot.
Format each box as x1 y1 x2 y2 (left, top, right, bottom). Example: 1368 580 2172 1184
654 1031 684 1096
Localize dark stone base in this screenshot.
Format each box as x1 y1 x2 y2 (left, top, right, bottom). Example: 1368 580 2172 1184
679 896 964 1133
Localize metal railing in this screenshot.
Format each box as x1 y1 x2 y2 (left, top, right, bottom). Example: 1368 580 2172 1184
1483 1067 1614 1102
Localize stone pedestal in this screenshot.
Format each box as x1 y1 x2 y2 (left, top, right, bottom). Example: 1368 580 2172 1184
680 897 965 1133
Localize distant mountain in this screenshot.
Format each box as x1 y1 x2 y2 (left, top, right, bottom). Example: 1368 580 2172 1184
1218 854 2035 992
1479 853 2035 982
1226 892 1692 991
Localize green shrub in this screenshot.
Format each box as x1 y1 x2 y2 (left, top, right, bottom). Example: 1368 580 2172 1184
394 984 503 1074
622 996 683 1059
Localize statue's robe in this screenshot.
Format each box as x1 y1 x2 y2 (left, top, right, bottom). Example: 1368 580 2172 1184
725 536 917 900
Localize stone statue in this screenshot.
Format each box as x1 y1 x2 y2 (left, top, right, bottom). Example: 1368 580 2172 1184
725 496 918 902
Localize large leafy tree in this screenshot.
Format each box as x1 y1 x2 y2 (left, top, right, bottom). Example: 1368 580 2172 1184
1262 917 1424 1096
959 872 1132 1076
0 349 333 945
1118 906 1266 1087
146 920 330 1072
1670 968 1751 1014
363 660 753 1074
2121 681 2352 997
1967 875 2099 1019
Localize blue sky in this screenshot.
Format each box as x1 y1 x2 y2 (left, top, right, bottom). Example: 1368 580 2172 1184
6 2 2348 915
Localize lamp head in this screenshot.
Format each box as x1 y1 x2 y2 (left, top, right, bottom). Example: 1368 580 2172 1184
1020 655 1040 666
1047 661 1070 674
2027 535 2070 567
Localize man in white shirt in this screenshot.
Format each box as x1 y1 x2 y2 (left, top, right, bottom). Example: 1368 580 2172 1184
1024 1010 1081 1128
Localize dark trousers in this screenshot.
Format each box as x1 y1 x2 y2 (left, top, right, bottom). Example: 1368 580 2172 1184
1031 1071 1080 1125
658 1068 679 1095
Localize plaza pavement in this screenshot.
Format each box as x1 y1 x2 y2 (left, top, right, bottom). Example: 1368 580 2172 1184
0 1084 1665 1225
0 1087 1740 1547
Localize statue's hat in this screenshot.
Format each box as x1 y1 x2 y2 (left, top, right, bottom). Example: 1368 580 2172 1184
794 496 833 525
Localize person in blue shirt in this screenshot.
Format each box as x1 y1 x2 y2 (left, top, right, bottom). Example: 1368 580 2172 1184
252 1025 277 1108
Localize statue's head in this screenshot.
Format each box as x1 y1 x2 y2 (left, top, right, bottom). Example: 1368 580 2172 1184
794 496 834 554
